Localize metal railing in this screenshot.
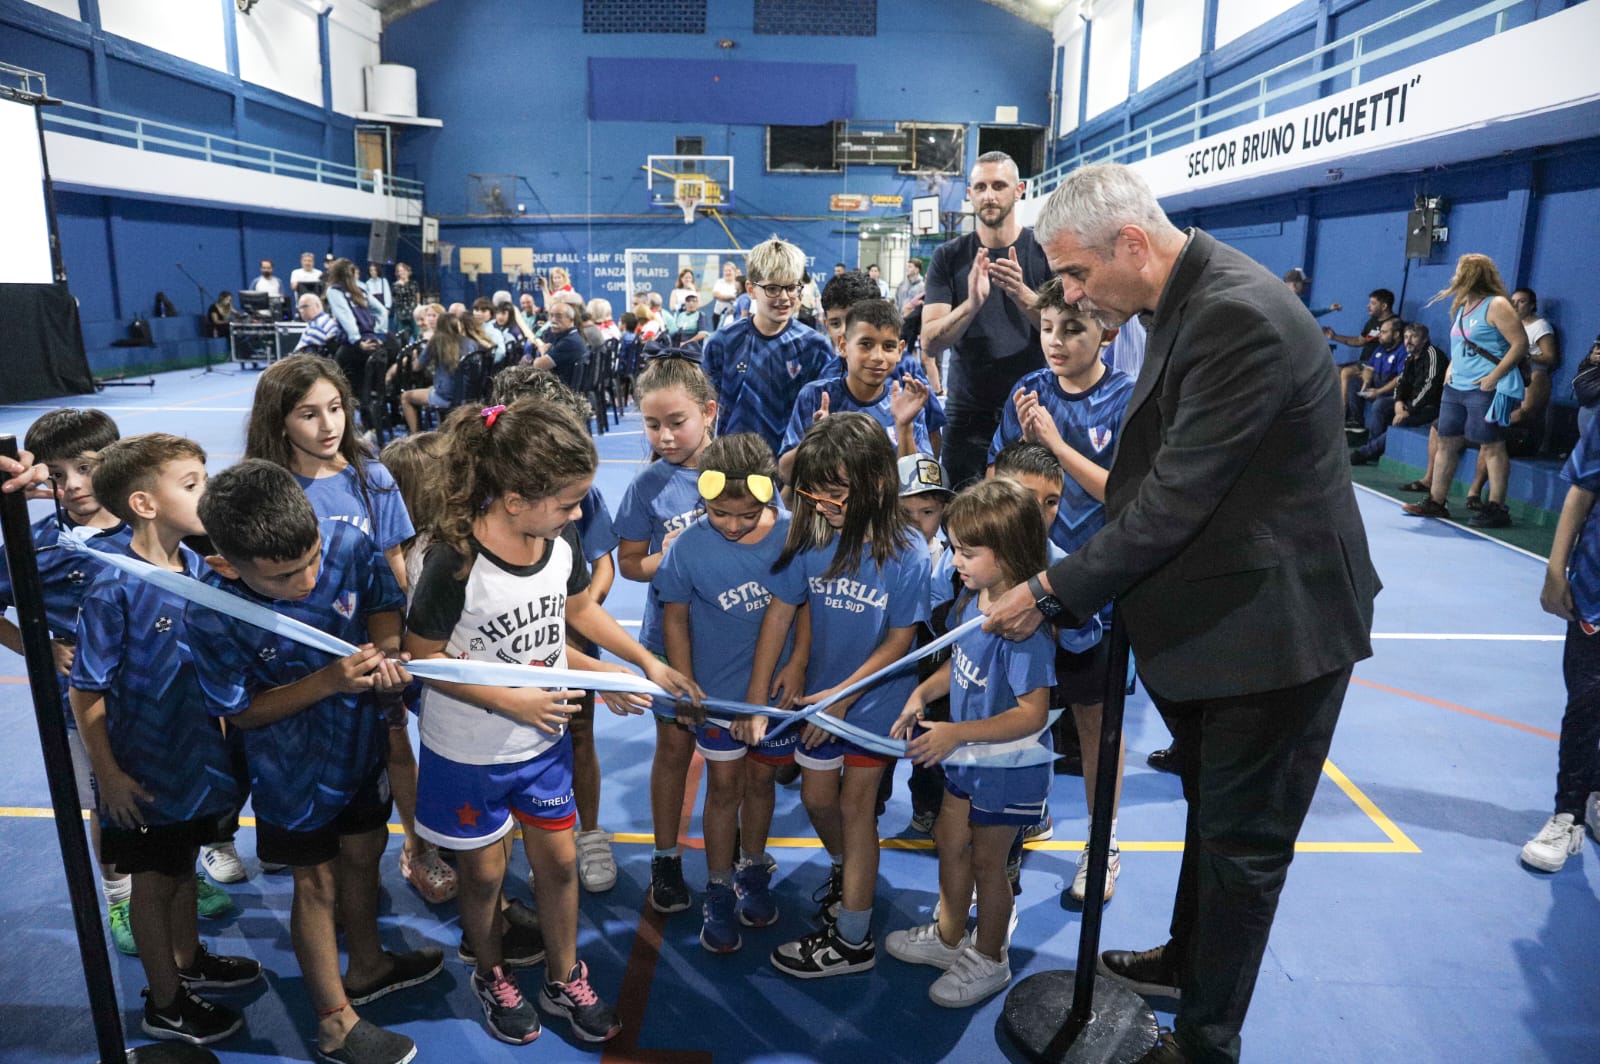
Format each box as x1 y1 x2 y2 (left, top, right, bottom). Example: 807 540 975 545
1032 0 1528 197
40 99 425 200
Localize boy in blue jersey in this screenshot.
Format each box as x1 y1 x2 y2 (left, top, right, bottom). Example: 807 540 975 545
702 236 835 457
0 409 140 945
1528 416 1600 872
68 434 261 1045
820 271 948 450
187 461 440 1064
779 300 933 481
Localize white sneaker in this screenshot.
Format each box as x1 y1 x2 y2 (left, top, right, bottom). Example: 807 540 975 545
1521 813 1584 872
885 922 969 970
1586 793 1600 843
1069 844 1120 902
575 830 617 893
200 842 248 884
928 946 1011 1008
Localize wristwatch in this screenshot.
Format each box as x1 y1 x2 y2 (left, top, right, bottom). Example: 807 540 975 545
1027 573 1065 622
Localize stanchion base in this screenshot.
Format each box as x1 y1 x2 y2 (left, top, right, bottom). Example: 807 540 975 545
1001 971 1160 1063
104 1044 221 1063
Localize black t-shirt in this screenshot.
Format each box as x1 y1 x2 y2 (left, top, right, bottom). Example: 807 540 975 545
924 229 1052 414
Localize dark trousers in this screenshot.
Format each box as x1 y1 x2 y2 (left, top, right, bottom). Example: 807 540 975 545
1557 622 1600 816
1356 402 1437 460
1151 665 1350 1063
940 409 1001 492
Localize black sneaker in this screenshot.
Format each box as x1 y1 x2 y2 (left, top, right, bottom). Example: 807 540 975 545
1098 942 1182 999
1469 501 1512 529
140 986 243 1045
502 898 540 932
770 924 876 979
176 942 264 990
472 964 542 1045
648 854 692 914
812 863 844 925
540 960 621 1043
459 918 546 968
1146 746 1179 775
316 1018 418 1064
344 947 445 1005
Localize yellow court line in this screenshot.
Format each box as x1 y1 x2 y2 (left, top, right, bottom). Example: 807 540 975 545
1321 757 1420 853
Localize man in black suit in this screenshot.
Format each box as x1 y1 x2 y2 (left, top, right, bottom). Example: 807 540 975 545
986 163 1380 1064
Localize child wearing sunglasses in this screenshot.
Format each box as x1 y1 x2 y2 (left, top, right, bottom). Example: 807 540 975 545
616 356 721 916
654 434 803 954
749 413 931 979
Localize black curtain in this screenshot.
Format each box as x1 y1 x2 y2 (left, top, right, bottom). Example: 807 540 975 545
0 282 94 402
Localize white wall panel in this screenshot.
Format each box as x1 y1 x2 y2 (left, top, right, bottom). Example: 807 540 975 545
1085 0 1133 120
1215 0 1301 49
329 21 380 116
1138 0 1203 90
100 0 226 73
1059 31 1084 136
235 1 323 107
22 0 80 20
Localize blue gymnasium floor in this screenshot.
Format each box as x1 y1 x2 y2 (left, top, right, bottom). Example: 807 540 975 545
1 369 1597 1064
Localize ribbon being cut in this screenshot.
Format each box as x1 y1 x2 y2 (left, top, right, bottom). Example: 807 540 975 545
65 540 1061 768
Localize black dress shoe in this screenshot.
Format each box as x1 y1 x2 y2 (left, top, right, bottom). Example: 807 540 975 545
1146 746 1178 775
1136 1031 1192 1063
1099 942 1181 998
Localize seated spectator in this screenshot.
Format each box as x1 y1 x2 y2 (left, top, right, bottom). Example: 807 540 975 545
447 301 467 319
1283 268 1341 319
492 300 528 367
530 299 588 391
638 293 665 342
205 292 234 339
292 293 340 354
1350 316 1407 433
710 279 739 330
1573 334 1600 438
1353 319 1443 464
615 311 643 409
1324 288 1397 426
472 297 507 365
536 265 576 309
668 292 713 347
324 257 394 409
400 309 479 433
669 268 699 312
289 251 322 295
250 259 283 298
588 298 620 341
577 301 606 366
1510 287 1560 443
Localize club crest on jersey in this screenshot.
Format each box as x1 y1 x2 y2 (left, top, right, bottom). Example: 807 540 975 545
1088 425 1113 454
333 591 358 620
786 359 801 379
67 568 88 585
258 646 278 662
154 616 172 634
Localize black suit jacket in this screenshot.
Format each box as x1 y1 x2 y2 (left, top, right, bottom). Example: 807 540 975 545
1045 229 1380 702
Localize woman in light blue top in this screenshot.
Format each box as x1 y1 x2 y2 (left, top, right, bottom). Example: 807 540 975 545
1405 253 1527 528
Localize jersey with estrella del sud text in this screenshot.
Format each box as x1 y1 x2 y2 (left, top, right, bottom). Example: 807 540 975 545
71 544 242 826
407 526 590 765
766 531 930 737
296 462 415 553
0 516 133 727
652 512 794 703
941 595 1056 820
186 520 403 832
988 365 1136 555
702 315 835 456
780 377 935 461
615 459 703 655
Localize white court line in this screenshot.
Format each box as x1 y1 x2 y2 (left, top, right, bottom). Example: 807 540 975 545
1371 632 1561 641
1353 482 1550 564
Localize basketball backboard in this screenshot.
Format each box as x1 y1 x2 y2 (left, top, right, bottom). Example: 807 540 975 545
645 155 734 216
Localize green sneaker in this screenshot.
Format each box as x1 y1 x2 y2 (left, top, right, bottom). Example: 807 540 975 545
195 874 235 919
108 898 138 956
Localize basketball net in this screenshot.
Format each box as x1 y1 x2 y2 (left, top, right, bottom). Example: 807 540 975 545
675 177 705 225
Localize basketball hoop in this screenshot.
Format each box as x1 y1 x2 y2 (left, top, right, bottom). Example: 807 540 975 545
675 177 705 225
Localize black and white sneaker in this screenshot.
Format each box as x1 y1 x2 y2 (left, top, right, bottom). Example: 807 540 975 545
459 919 546 968
344 947 445 1006
770 924 876 979
176 942 264 991
540 961 621 1043
648 854 692 914
316 1018 417 1064
472 964 541 1045
140 986 243 1045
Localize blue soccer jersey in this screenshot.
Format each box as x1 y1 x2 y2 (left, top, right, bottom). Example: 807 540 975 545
823 353 949 434
703 316 834 455
780 377 935 461
942 596 1056 820
186 520 404 832
767 532 930 736
297 462 415 553
577 487 620 565
653 512 794 702
0 518 134 727
615 460 704 654
989 366 1136 555
1562 420 1600 623
70 545 241 826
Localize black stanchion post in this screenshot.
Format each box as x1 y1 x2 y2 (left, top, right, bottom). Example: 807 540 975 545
0 436 217 1063
1000 606 1159 1063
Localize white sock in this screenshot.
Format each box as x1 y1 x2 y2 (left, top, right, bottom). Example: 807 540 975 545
103 874 131 906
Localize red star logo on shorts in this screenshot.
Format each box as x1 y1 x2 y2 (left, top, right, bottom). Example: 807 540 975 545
455 802 480 828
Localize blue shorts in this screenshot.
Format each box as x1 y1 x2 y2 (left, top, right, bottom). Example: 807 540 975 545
695 719 799 765
1436 384 1505 445
945 766 1048 826
794 735 893 771
415 740 575 849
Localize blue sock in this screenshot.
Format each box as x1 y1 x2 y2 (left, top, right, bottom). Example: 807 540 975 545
835 905 871 946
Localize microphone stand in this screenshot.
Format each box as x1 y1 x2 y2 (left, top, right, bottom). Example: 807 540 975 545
175 262 218 376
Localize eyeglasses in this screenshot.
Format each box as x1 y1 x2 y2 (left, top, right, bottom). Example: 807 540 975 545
751 282 802 299
794 486 850 515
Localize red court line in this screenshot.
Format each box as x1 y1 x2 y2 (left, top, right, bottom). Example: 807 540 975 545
1352 676 1559 740
604 752 712 1064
